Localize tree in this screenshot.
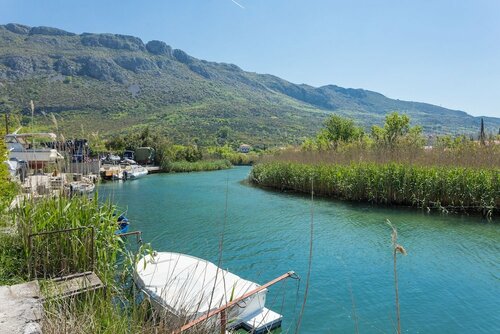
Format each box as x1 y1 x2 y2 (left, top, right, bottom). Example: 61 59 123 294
322 114 363 148
384 112 410 146
402 125 425 148
139 126 150 146
216 126 231 145
479 118 485 145
371 112 420 148
301 138 317 151
370 125 385 143
0 98 22 133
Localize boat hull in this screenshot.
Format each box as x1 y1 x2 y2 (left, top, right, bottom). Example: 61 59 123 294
125 166 148 180
69 181 95 195
135 252 267 328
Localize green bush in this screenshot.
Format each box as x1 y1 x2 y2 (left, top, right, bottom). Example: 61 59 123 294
205 145 260 165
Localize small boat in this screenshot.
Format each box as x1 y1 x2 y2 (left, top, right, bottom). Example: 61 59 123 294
115 214 130 234
124 165 148 180
68 181 95 195
134 252 285 333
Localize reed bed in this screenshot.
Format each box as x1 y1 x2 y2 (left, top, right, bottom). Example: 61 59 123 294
167 159 232 173
250 161 499 215
264 144 500 169
10 194 120 283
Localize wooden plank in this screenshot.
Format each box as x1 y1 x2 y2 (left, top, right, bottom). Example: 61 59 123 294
43 271 105 300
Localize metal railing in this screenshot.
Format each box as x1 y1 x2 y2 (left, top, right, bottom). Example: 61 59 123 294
173 271 298 334
28 226 95 279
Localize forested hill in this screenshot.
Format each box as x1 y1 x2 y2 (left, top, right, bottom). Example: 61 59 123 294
0 23 498 145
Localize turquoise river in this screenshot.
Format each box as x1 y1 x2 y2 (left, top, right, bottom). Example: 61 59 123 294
99 166 499 333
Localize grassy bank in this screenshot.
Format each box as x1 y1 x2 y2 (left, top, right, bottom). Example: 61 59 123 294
250 161 499 215
0 194 239 333
0 194 184 332
1 194 120 285
166 159 232 173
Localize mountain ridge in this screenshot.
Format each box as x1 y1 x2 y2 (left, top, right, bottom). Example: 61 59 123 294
0 23 498 145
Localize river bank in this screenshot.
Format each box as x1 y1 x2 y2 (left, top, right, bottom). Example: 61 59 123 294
99 167 500 333
0 193 205 333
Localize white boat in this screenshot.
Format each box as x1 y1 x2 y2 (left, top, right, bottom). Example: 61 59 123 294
100 165 123 180
68 181 96 195
135 252 284 333
111 170 124 181
124 164 148 180
5 132 64 169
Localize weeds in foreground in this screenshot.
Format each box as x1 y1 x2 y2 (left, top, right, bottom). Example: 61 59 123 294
1 194 119 284
0 231 24 285
41 287 221 334
11 194 121 284
387 220 407 334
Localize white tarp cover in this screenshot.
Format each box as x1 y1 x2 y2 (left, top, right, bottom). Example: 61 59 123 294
135 252 267 322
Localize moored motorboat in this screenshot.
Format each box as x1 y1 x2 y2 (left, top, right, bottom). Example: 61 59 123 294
124 164 148 180
68 181 96 195
134 252 286 333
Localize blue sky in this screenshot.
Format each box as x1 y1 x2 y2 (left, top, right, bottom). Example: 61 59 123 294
1 0 499 117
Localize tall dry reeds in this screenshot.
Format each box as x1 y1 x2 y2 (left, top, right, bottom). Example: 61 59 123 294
387 220 407 334
262 143 500 169
41 287 221 334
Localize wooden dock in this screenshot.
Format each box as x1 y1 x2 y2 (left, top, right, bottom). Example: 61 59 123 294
43 271 105 301
146 166 161 173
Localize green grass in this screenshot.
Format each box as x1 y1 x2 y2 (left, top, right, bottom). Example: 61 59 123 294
167 159 232 172
2 194 120 283
250 161 500 215
0 134 17 212
0 231 24 285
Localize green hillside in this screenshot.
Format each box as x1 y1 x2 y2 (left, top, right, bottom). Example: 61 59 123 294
0 23 498 146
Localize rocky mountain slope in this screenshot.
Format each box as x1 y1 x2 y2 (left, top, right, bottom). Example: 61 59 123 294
0 23 497 145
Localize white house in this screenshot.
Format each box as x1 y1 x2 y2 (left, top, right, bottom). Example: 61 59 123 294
238 144 251 153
